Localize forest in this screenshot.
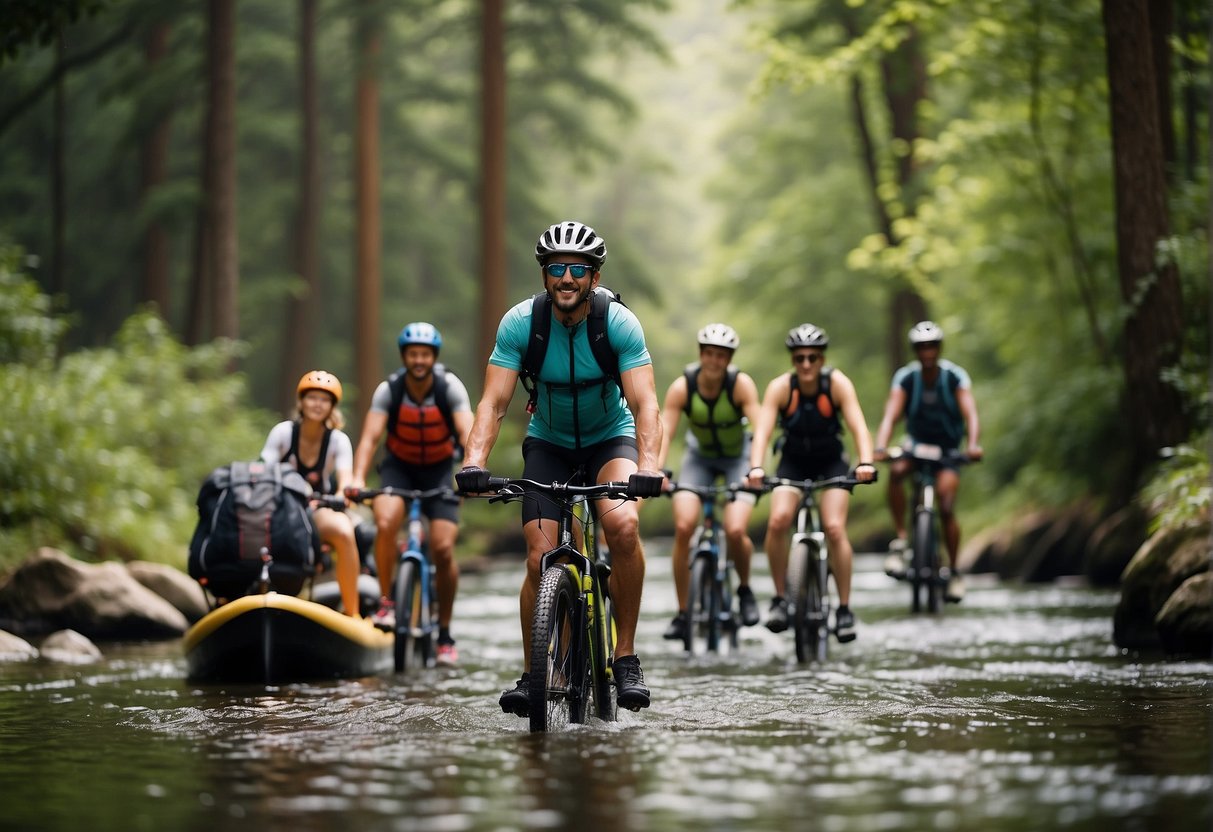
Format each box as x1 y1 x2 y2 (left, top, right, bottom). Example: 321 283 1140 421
0 0 1208 569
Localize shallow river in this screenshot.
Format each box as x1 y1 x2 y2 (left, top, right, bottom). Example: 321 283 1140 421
1 550 1209 832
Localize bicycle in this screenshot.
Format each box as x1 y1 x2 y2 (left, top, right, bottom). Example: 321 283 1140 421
884 443 970 614
474 473 628 733
345 486 451 672
662 482 741 655
763 473 873 662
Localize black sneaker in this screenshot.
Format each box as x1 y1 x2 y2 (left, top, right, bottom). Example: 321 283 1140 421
765 596 789 633
613 655 650 711
737 585 760 627
835 606 856 643
499 672 530 717
662 613 687 641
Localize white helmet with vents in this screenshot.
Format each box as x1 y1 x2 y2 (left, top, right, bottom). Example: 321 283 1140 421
908 320 944 345
697 323 740 351
534 220 608 268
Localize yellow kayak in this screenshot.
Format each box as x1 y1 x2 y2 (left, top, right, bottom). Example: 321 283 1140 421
184 593 393 683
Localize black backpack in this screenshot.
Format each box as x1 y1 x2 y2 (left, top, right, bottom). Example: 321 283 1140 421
187 461 319 601
519 286 625 414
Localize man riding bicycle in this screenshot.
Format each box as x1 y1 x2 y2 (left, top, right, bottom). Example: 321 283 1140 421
456 219 664 717
873 320 983 602
656 323 763 641
746 324 876 642
348 322 474 666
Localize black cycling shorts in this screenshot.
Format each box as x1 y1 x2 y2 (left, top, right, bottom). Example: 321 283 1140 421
775 454 852 489
377 454 460 523
519 435 639 524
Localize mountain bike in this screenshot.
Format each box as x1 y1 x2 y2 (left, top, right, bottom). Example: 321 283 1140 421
477 474 628 733
662 482 740 655
763 473 873 662
345 486 450 671
885 444 970 614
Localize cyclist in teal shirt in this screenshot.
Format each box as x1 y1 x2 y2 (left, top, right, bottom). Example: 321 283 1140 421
874 321 983 602
457 220 664 719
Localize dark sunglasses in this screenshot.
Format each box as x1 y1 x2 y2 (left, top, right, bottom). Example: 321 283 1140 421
544 263 594 279
792 353 824 365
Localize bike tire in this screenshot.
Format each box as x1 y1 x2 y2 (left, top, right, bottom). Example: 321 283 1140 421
791 542 826 663
393 558 425 672
688 555 714 654
918 509 942 613
911 507 933 614
529 566 585 733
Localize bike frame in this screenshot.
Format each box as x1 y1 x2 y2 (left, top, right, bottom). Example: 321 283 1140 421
891 443 967 614
668 483 738 654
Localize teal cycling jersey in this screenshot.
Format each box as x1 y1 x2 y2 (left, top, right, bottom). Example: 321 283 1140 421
490 295 652 449
891 358 971 447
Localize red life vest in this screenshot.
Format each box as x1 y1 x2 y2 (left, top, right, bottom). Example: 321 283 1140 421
385 366 457 466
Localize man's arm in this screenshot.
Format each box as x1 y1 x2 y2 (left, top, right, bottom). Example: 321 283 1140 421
460 363 519 470
957 387 982 459
656 376 687 471
620 363 662 474
734 372 762 433
873 385 907 458
349 410 388 489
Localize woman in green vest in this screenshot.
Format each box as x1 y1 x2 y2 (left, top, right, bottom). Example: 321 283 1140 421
656 323 764 642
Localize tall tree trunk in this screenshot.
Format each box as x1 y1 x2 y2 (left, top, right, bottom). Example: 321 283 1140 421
140 22 173 318
1101 0 1189 487
207 0 240 343
1148 0 1176 179
281 0 321 413
478 0 507 374
354 0 383 421
50 32 66 298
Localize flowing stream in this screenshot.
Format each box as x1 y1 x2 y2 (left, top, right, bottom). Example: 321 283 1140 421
1 549 1209 831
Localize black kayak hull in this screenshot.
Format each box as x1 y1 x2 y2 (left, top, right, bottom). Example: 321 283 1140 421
184 593 393 683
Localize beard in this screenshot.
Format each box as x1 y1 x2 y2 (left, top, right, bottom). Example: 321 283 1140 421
549 280 592 315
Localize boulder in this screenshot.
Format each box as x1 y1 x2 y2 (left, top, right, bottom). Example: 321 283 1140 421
0 629 37 661
1114 521 1210 650
1084 504 1148 586
126 561 209 623
0 548 188 640
39 629 102 664
1021 502 1100 583
982 510 1057 579
958 525 1011 575
1155 573 1213 657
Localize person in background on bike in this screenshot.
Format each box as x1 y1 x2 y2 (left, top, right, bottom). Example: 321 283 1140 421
455 220 664 717
873 320 983 602
260 371 361 618
656 323 763 641
746 324 876 642
348 322 473 666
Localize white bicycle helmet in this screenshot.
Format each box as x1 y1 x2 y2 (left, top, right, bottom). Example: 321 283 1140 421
534 220 608 268
697 323 740 351
785 323 829 349
908 320 944 345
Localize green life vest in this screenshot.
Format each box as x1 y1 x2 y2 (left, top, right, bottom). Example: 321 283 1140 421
681 363 745 458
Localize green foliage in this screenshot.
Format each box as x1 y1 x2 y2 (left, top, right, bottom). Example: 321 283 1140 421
0 243 68 366
1140 440 1212 534
0 263 270 569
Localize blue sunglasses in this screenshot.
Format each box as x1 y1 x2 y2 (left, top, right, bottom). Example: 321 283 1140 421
544 263 594 279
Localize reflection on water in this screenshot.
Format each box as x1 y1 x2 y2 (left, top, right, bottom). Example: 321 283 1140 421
0 552 1209 831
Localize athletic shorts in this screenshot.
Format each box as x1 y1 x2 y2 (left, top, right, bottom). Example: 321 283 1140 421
520 435 638 524
677 439 757 506
775 454 852 490
377 454 460 523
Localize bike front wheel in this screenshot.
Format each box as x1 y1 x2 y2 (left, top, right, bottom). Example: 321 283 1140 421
791 542 827 663
687 554 717 654
529 566 586 732
393 558 430 672
911 507 940 614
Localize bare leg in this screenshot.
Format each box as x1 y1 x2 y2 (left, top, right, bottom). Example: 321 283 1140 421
428 518 460 629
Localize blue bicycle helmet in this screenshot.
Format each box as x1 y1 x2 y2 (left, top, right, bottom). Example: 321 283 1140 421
397 322 442 355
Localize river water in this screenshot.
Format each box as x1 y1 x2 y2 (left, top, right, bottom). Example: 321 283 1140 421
1 549 1209 832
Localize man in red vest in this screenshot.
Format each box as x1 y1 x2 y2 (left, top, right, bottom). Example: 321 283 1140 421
349 322 473 666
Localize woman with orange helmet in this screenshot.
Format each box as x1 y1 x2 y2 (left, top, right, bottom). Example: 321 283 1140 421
260 370 362 617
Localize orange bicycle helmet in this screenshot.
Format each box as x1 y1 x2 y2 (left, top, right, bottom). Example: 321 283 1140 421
297 370 343 404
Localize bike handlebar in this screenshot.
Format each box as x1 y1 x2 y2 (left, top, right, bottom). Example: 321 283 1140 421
763 473 876 491
312 494 349 511
884 445 973 467
343 486 454 504
471 476 636 504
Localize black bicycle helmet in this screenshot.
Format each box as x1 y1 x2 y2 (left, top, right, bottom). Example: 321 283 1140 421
786 323 829 349
534 220 608 269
